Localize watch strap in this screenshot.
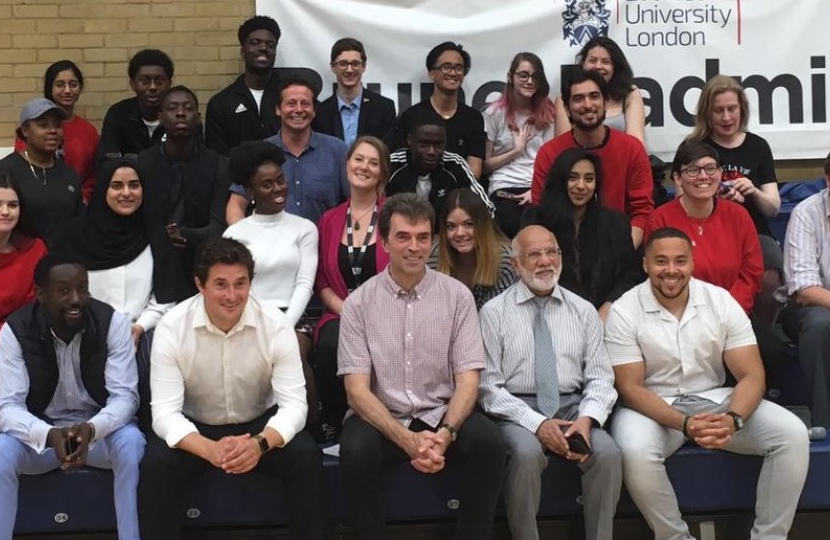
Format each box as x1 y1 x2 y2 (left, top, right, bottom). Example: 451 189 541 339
439 423 457 442
253 434 270 454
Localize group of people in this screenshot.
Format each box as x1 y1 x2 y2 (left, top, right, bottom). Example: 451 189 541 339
0 10 827 540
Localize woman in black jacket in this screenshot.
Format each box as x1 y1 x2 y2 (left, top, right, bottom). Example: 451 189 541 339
527 147 644 320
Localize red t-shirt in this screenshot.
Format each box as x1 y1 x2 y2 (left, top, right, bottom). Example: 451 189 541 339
16 115 99 202
643 198 763 313
531 128 654 230
0 237 48 326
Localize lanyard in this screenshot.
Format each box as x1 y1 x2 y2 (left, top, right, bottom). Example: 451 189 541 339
345 203 378 287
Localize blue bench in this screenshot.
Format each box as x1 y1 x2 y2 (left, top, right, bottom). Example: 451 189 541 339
15 437 830 535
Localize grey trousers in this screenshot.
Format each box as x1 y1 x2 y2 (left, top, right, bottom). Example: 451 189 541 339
611 397 809 540
499 397 622 540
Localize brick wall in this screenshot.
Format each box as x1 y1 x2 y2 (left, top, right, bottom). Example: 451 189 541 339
0 0 257 147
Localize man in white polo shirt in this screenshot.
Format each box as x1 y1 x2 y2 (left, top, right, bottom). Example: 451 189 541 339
605 226 808 540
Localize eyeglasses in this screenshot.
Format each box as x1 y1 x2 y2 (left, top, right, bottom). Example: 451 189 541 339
332 60 365 70
433 63 466 75
681 163 720 178
514 71 539 83
522 248 562 263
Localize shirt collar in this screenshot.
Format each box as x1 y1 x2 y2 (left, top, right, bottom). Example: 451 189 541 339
514 279 563 306
381 266 435 299
640 278 706 313
337 88 363 111
192 295 257 335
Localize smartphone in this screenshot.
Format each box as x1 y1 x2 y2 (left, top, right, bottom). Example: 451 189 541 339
566 432 593 456
718 181 734 195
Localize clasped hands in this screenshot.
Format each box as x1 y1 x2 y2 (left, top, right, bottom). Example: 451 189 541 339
207 433 261 475
405 429 451 474
47 423 94 470
684 412 734 449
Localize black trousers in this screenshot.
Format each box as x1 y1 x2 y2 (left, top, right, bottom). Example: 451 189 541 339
339 411 506 540
138 408 326 540
314 319 348 436
490 188 528 239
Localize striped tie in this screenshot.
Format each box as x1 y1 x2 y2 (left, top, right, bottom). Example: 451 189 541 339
533 297 560 417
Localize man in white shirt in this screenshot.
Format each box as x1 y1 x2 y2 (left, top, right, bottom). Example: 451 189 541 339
606 227 809 540
137 237 324 540
479 225 621 540
778 153 830 427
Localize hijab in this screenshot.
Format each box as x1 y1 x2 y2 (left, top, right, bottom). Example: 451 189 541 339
52 158 191 303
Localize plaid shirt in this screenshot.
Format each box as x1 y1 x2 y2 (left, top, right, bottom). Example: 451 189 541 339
338 268 485 427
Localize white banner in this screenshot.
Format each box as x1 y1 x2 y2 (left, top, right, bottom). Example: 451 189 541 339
258 0 830 160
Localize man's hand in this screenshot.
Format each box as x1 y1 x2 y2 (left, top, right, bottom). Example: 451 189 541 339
62 423 94 470
165 223 187 248
47 427 71 465
221 434 261 474
536 419 573 458
562 416 594 463
130 324 144 348
408 430 446 474
205 437 235 469
687 413 732 449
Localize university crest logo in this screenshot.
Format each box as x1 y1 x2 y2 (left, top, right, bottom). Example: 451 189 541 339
562 0 611 47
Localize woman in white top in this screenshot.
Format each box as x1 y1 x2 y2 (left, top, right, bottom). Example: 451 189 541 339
223 140 320 425
483 52 556 238
554 36 646 144
52 157 191 345
223 141 319 326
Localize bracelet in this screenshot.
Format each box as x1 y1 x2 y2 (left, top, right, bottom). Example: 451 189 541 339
681 415 691 437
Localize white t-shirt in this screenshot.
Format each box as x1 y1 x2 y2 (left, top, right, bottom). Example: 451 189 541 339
249 88 265 112
604 278 757 405
482 106 555 193
143 118 160 139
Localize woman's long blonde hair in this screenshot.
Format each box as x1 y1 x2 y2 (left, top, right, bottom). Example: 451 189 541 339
436 189 507 287
687 74 750 142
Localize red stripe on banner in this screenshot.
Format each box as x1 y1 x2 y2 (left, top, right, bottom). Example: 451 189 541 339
737 0 742 44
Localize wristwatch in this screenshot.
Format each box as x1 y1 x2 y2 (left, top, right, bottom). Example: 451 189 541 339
253 434 270 454
439 423 458 442
725 411 744 432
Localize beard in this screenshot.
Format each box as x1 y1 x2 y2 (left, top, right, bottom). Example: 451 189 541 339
570 109 607 131
524 267 560 294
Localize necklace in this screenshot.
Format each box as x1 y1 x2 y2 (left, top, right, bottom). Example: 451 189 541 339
680 198 714 236
349 203 375 231
24 150 50 185
430 95 456 120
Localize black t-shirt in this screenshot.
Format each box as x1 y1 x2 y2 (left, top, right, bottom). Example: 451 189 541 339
0 152 82 245
393 100 486 159
704 132 776 236
338 243 377 292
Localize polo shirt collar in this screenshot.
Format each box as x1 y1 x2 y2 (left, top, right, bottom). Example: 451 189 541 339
274 129 320 152
640 278 707 316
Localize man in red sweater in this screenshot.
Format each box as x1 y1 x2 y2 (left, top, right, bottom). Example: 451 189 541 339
531 70 653 248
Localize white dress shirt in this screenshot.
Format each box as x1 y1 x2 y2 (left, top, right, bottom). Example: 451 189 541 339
479 281 617 433
781 187 830 297
150 295 307 447
604 278 757 405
